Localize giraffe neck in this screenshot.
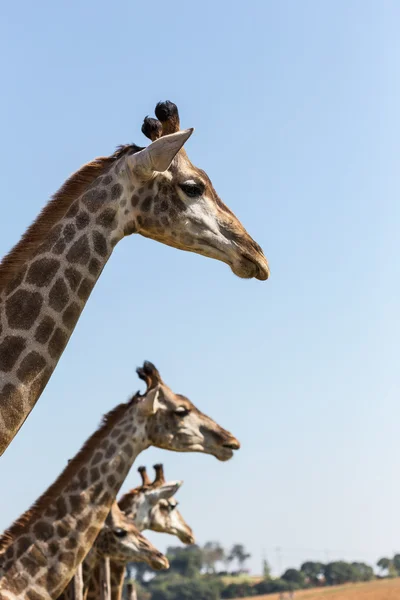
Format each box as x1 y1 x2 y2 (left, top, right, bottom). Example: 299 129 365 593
85 560 125 600
109 560 131 600
84 496 146 600
0 162 135 455
0 399 149 600
59 492 144 600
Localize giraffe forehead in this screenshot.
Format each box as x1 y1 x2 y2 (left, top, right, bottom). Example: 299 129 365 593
169 154 205 183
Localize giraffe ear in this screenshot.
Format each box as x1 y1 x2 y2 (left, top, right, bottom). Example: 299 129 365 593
145 481 183 504
138 387 161 416
128 129 194 174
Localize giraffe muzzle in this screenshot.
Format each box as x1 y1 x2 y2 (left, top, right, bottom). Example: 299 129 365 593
237 252 270 281
149 552 170 570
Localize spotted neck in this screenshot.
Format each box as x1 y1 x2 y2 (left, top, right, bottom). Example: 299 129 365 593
0 399 149 600
86 561 125 600
0 161 140 455
84 497 144 600
86 491 159 600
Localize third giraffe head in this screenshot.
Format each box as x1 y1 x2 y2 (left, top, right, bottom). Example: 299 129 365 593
119 464 195 545
111 101 269 280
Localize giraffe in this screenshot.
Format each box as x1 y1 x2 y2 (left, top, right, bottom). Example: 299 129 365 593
0 361 239 600
85 464 195 600
60 467 187 600
60 502 169 600
0 100 269 455
118 465 194 544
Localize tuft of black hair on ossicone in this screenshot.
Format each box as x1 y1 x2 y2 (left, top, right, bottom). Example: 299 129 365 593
155 101 179 122
141 117 162 141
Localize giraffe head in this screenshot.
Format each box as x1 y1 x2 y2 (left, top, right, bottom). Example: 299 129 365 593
117 101 269 280
118 465 195 545
94 503 169 570
135 361 240 461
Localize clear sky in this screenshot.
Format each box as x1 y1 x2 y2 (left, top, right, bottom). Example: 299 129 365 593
0 0 399 576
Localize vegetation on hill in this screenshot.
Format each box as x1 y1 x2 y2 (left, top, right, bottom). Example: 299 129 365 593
124 545 400 600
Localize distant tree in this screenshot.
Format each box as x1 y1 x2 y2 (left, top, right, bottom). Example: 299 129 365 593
262 559 272 580
300 561 325 585
282 568 306 587
203 542 225 573
223 553 233 574
377 557 397 578
166 545 203 577
377 557 391 575
393 554 400 575
228 544 251 573
324 561 357 586
351 562 374 582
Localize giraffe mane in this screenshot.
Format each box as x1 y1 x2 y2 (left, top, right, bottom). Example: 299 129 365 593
0 143 142 294
0 392 141 552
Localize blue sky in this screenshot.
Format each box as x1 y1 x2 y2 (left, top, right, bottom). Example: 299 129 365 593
0 0 399 576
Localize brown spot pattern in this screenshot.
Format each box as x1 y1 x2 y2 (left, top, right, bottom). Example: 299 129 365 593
111 183 123 200
76 211 90 230
53 239 66 255
62 302 81 328
48 328 68 359
17 351 46 384
63 223 76 242
49 278 69 312
33 520 54 540
93 231 108 257
26 258 60 287
89 257 101 276
55 496 68 519
66 235 91 265
59 551 75 569
131 194 139 207
35 316 55 344
0 336 26 371
6 289 43 329
141 196 152 212
64 267 82 291
96 208 116 229
77 278 94 301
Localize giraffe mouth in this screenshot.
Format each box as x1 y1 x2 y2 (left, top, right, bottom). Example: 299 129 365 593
233 253 270 281
177 531 195 545
149 553 170 570
215 440 240 461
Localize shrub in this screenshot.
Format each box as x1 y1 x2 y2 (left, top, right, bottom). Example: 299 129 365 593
149 576 222 600
221 581 255 598
253 578 299 595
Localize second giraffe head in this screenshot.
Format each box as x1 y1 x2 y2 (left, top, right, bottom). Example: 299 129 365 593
134 361 240 462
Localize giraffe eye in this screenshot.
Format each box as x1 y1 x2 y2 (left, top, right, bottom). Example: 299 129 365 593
179 182 205 198
159 499 169 511
113 528 128 538
175 407 190 417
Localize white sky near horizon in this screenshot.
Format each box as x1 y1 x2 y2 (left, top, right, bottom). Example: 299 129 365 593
0 0 399 577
